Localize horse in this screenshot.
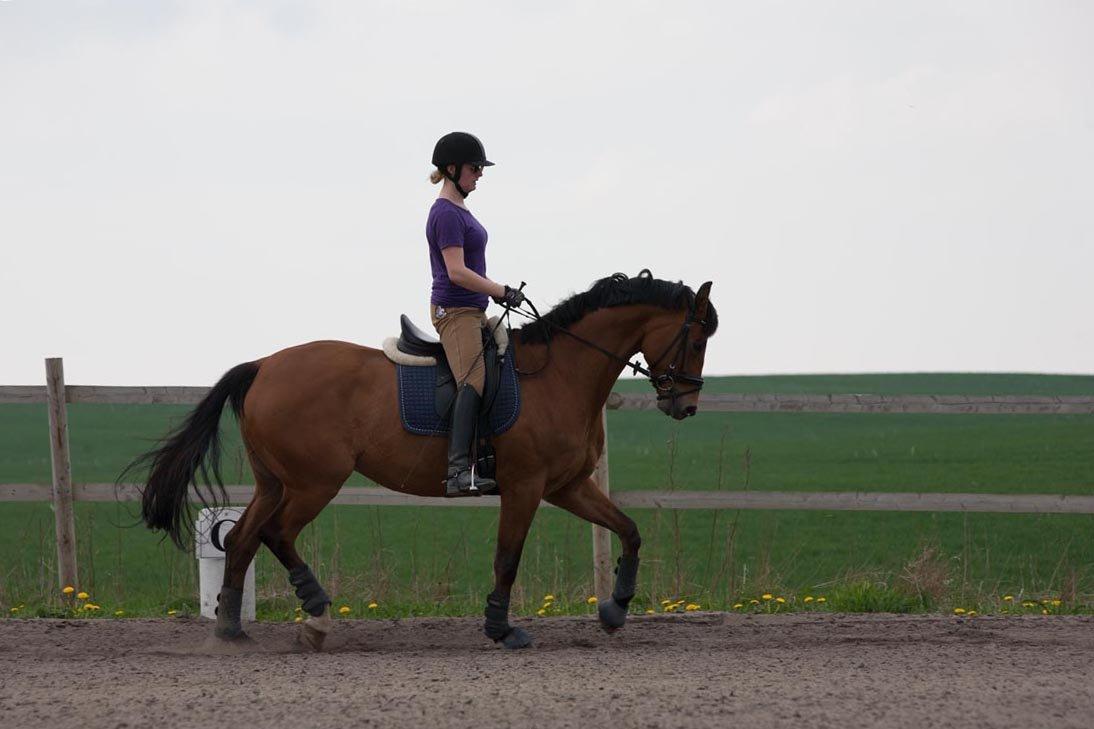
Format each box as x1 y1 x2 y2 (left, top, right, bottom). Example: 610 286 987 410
128 271 717 649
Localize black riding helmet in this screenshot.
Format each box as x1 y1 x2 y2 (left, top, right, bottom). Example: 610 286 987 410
432 132 494 198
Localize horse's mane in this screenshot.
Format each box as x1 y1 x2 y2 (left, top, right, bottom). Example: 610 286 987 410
515 270 719 345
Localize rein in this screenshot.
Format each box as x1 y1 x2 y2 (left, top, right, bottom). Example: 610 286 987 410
394 283 705 490
499 295 706 407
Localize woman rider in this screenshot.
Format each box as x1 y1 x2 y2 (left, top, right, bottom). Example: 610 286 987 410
427 131 525 497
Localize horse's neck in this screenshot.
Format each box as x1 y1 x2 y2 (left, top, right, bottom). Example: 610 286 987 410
520 306 655 420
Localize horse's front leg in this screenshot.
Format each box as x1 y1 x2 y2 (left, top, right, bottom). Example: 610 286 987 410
483 480 543 649
545 476 641 632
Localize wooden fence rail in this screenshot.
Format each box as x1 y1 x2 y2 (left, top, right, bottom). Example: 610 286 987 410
5 483 1094 515
1 360 1091 598
6 385 1094 414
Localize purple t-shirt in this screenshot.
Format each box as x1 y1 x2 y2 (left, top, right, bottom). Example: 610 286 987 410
426 198 489 309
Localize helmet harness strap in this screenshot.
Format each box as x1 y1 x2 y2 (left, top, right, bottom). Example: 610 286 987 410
445 165 470 199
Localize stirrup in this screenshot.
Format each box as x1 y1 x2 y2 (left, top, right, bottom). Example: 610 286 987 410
443 468 493 498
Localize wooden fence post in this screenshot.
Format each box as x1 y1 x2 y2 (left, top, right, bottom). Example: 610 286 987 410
45 358 78 591
592 405 613 601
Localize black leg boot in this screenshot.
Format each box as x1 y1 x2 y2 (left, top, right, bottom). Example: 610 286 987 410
445 384 497 497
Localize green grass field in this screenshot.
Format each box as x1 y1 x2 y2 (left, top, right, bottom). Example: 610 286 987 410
2 373 1092 620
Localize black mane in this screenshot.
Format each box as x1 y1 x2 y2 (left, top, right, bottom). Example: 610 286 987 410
515 270 718 345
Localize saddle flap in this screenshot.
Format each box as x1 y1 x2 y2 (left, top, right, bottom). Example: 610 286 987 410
395 336 521 439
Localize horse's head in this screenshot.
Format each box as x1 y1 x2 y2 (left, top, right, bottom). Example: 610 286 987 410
638 281 716 420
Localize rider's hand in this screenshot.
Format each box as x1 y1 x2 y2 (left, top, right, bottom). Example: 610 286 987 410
493 284 525 308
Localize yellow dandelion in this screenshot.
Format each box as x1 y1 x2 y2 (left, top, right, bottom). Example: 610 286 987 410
775 597 786 604
761 593 773 601
294 616 303 623
295 606 302 613
77 592 89 600
1022 601 1035 608
1042 609 1049 615
732 603 743 610
803 596 814 603
1051 599 1062 607
1002 595 1013 602
338 606 351 615
685 604 700 611
645 609 654 614
660 599 672 606
543 594 555 602
167 609 177 616
86 604 101 611
586 596 597 605
114 610 125 617
1040 599 1050 605
953 608 966 615
664 604 676 612
368 602 379 609
9 607 19 614
817 597 827 603
536 609 546 616
967 610 977 617
749 599 760 605
62 586 75 595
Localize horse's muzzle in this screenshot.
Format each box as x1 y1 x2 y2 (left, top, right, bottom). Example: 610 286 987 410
658 399 698 419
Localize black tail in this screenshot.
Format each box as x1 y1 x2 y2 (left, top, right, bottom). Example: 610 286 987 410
121 361 260 549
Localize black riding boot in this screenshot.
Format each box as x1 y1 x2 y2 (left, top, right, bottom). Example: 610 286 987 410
444 385 497 497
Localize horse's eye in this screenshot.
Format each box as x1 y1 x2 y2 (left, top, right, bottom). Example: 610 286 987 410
692 341 706 352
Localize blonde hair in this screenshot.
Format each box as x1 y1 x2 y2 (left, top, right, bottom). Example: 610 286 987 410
429 168 445 184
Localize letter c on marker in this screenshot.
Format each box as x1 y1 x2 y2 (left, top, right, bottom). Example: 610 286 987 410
210 518 238 553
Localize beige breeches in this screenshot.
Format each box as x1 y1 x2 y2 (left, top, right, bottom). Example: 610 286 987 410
430 304 488 396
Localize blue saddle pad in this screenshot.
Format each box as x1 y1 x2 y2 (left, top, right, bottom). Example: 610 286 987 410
396 349 521 437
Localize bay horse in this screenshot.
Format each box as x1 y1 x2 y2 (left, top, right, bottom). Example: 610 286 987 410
130 271 717 649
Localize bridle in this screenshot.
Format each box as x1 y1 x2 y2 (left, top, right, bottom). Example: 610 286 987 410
498 292 707 409
641 300 706 409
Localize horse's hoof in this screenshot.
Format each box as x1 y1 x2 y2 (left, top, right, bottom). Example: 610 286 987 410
298 608 333 652
500 627 532 649
198 630 256 655
212 628 254 643
298 624 328 651
598 597 628 632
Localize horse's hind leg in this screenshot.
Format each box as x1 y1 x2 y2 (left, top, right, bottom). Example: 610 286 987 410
216 473 283 641
259 485 340 651
545 476 642 632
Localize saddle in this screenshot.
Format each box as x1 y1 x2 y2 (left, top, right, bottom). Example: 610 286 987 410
384 315 521 478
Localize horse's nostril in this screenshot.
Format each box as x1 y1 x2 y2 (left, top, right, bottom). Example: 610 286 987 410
685 406 697 417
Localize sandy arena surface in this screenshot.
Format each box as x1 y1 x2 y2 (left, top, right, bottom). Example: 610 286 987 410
2 613 1092 729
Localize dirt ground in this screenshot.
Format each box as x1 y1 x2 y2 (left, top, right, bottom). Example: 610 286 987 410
2 613 1092 729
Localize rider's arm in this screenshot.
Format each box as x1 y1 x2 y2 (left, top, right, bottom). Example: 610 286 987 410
441 246 506 300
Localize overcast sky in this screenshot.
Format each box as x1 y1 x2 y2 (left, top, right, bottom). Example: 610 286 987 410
1 0 1091 386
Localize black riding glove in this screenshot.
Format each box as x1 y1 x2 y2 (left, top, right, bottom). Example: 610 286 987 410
493 285 526 308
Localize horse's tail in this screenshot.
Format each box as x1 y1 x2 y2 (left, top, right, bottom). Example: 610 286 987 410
122 361 261 549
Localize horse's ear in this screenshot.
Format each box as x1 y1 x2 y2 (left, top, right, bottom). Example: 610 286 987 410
694 281 713 317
